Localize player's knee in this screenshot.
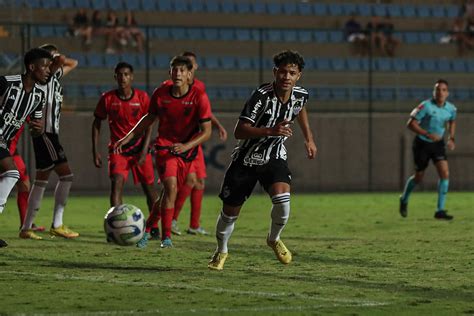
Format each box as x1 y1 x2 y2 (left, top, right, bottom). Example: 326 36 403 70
59 173 74 182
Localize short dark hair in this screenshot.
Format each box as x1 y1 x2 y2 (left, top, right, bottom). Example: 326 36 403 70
181 51 197 59
114 62 134 73
24 48 52 68
273 50 305 71
435 79 449 87
170 55 193 70
38 43 58 53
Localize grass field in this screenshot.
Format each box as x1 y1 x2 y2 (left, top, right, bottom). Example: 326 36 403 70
0 192 473 315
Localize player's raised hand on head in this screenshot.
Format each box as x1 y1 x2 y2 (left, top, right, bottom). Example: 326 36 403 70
271 120 293 137
305 140 317 159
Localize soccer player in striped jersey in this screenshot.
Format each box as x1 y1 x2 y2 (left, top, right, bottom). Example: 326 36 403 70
160 52 228 237
115 55 212 248
0 47 52 247
20 44 79 240
208 50 318 270
92 62 158 219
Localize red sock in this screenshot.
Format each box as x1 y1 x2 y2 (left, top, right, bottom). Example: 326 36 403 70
161 207 174 239
190 188 204 229
173 185 193 221
145 202 161 233
17 191 28 226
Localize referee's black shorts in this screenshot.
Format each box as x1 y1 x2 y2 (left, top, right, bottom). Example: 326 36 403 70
412 136 447 172
32 133 68 171
219 158 292 207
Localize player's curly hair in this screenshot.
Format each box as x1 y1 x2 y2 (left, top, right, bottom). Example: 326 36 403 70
273 50 305 71
24 48 52 68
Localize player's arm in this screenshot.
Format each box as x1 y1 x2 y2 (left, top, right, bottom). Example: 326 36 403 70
296 107 317 159
114 113 157 153
138 120 156 164
211 114 227 141
50 54 78 77
91 117 103 168
172 120 212 154
234 119 293 139
407 118 441 142
446 120 456 151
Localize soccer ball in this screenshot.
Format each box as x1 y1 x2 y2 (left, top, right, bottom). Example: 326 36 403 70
104 204 145 246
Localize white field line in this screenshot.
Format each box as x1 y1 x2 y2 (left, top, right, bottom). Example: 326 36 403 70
2 270 390 313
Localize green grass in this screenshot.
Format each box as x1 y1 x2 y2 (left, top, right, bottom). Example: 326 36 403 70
0 192 473 315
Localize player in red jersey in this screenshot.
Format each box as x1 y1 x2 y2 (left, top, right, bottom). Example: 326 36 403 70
115 55 212 248
160 52 228 236
8 125 44 231
92 62 158 218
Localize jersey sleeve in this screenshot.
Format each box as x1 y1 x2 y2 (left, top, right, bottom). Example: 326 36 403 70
0 76 8 98
410 102 428 122
197 91 212 122
31 93 45 120
94 94 108 119
239 89 263 124
450 105 457 121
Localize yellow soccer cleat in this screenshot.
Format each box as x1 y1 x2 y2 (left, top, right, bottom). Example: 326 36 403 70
50 225 79 239
208 251 228 270
267 237 292 264
19 229 43 240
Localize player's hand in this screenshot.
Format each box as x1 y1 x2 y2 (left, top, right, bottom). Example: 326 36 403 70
271 120 293 137
305 140 317 159
427 133 442 142
447 139 456 151
28 119 43 137
93 152 102 168
137 152 147 165
218 126 228 141
170 143 187 154
114 137 129 154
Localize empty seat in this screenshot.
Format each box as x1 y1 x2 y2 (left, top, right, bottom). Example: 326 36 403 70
203 28 219 40
153 54 170 68
375 58 393 72
74 0 90 9
314 58 331 71
187 28 203 40
357 3 371 16
157 0 172 11
170 27 187 40
120 53 138 68
349 87 367 101
421 59 436 72
219 28 235 41
431 5 445 18
124 0 140 10
406 59 421 72
267 2 282 15
331 58 346 71
219 87 235 100
104 54 120 68
152 27 169 39
221 56 236 70
203 56 220 69
452 60 467 72
87 53 104 68
252 0 266 14
281 3 296 15
221 0 235 13
403 32 419 44
393 58 407 72
68 53 87 67
42 0 58 9
376 88 394 101
298 30 313 42
282 30 298 42
401 5 416 17
373 4 387 17
418 32 434 44
173 0 188 12
387 4 402 17
205 0 219 12
83 85 99 98
297 2 313 15
266 29 282 42
189 0 204 12
314 87 331 100
236 29 252 41
235 1 250 14
107 0 123 10
236 57 254 70
313 30 329 43
328 31 343 43
331 87 348 100
341 3 357 16
436 59 452 72
141 0 156 11
91 0 106 10
417 5 431 18
346 58 362 71
58 0 74 8
445 5 460 18
313 3 327 15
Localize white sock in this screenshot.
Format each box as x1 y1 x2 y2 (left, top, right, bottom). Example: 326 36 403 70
22 180 47 230
268 193 290 242
53 175 73 228
215 210 238 254
0 170 20 213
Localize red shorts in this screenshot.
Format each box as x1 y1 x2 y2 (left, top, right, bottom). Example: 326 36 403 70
108 153 155 185
12 154 29 182
190 146 207 179
155 151 192 186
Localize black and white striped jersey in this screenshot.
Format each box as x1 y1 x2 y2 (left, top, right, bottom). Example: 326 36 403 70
43 68 63 134
231 82 309 166
0 75 46 142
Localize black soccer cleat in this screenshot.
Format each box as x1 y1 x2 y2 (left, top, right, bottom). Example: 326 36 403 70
150 227 160 240
399 197 408 218
434 210 453 221
0 239 8 248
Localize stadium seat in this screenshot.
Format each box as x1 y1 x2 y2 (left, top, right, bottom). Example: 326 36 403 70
349 87 367 101
206 87 218 100
465 59 474 72
314 87 331 100
221 56 236 70
219 87 235 100
86 53 104 68
205 0 219 13
314 58 331 71
124 0 140 10
298 30 313 43
267 2 282 15
417 5 431 18
107 0 123 11
406 59 422 72
187 28 203 40
202 56 220 69
90 0 106 10
452 60 467 72
141 0 156 11
203 28 219 40
120 53 139 68
153 54 170 68
152 27 169 39
331 58 346 71
387 4 402 17
282 30 298 42
452 88 470 101
41 0 58 9
189 0 204 12
236 57 254 70
403 32 419 44
396 87 410 100
235 1 250 14
328 31 343 43
157 0 172 12
327 3 343 16
297 2 313 15
82 85 99 98
221 0 235 13
252 0 266 14
312 3 327 15
419 32 434 44
170 27 187 40
235 28 251 41
431 5 445 18
174 0 188 12
58 0 74 8
393 58 407 72
235 87 252 99
445 5 460 18
219 28 235 41
401 5 416 18
74 0 90 9
68 53 87 68
373 4 387 17
313 30 329 43
421 59 436 72
104 54 120 69
375 58 393 72
33 25 56 37
376 87 394 101
346 58 362 71
331 87 348 101
436 59 452 72
341 3 357 16
266 29 282 42
282 3 296 15
357 3 371 16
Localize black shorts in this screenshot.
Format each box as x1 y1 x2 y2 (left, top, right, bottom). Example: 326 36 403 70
0 137 10 160
413 137 447 172
219 158 292 207
32 133 68 171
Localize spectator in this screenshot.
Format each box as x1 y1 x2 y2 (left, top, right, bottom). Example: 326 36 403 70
462 16 474 54
91 10 116 54
124 11 145 53
69 8 92 47
366 15 386 56
344 13 367 56
378 15 400 57
106 10 128 52
460 0 474 18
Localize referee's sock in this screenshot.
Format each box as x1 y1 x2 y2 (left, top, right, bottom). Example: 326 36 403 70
401 175 417 204
437 179 449 211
